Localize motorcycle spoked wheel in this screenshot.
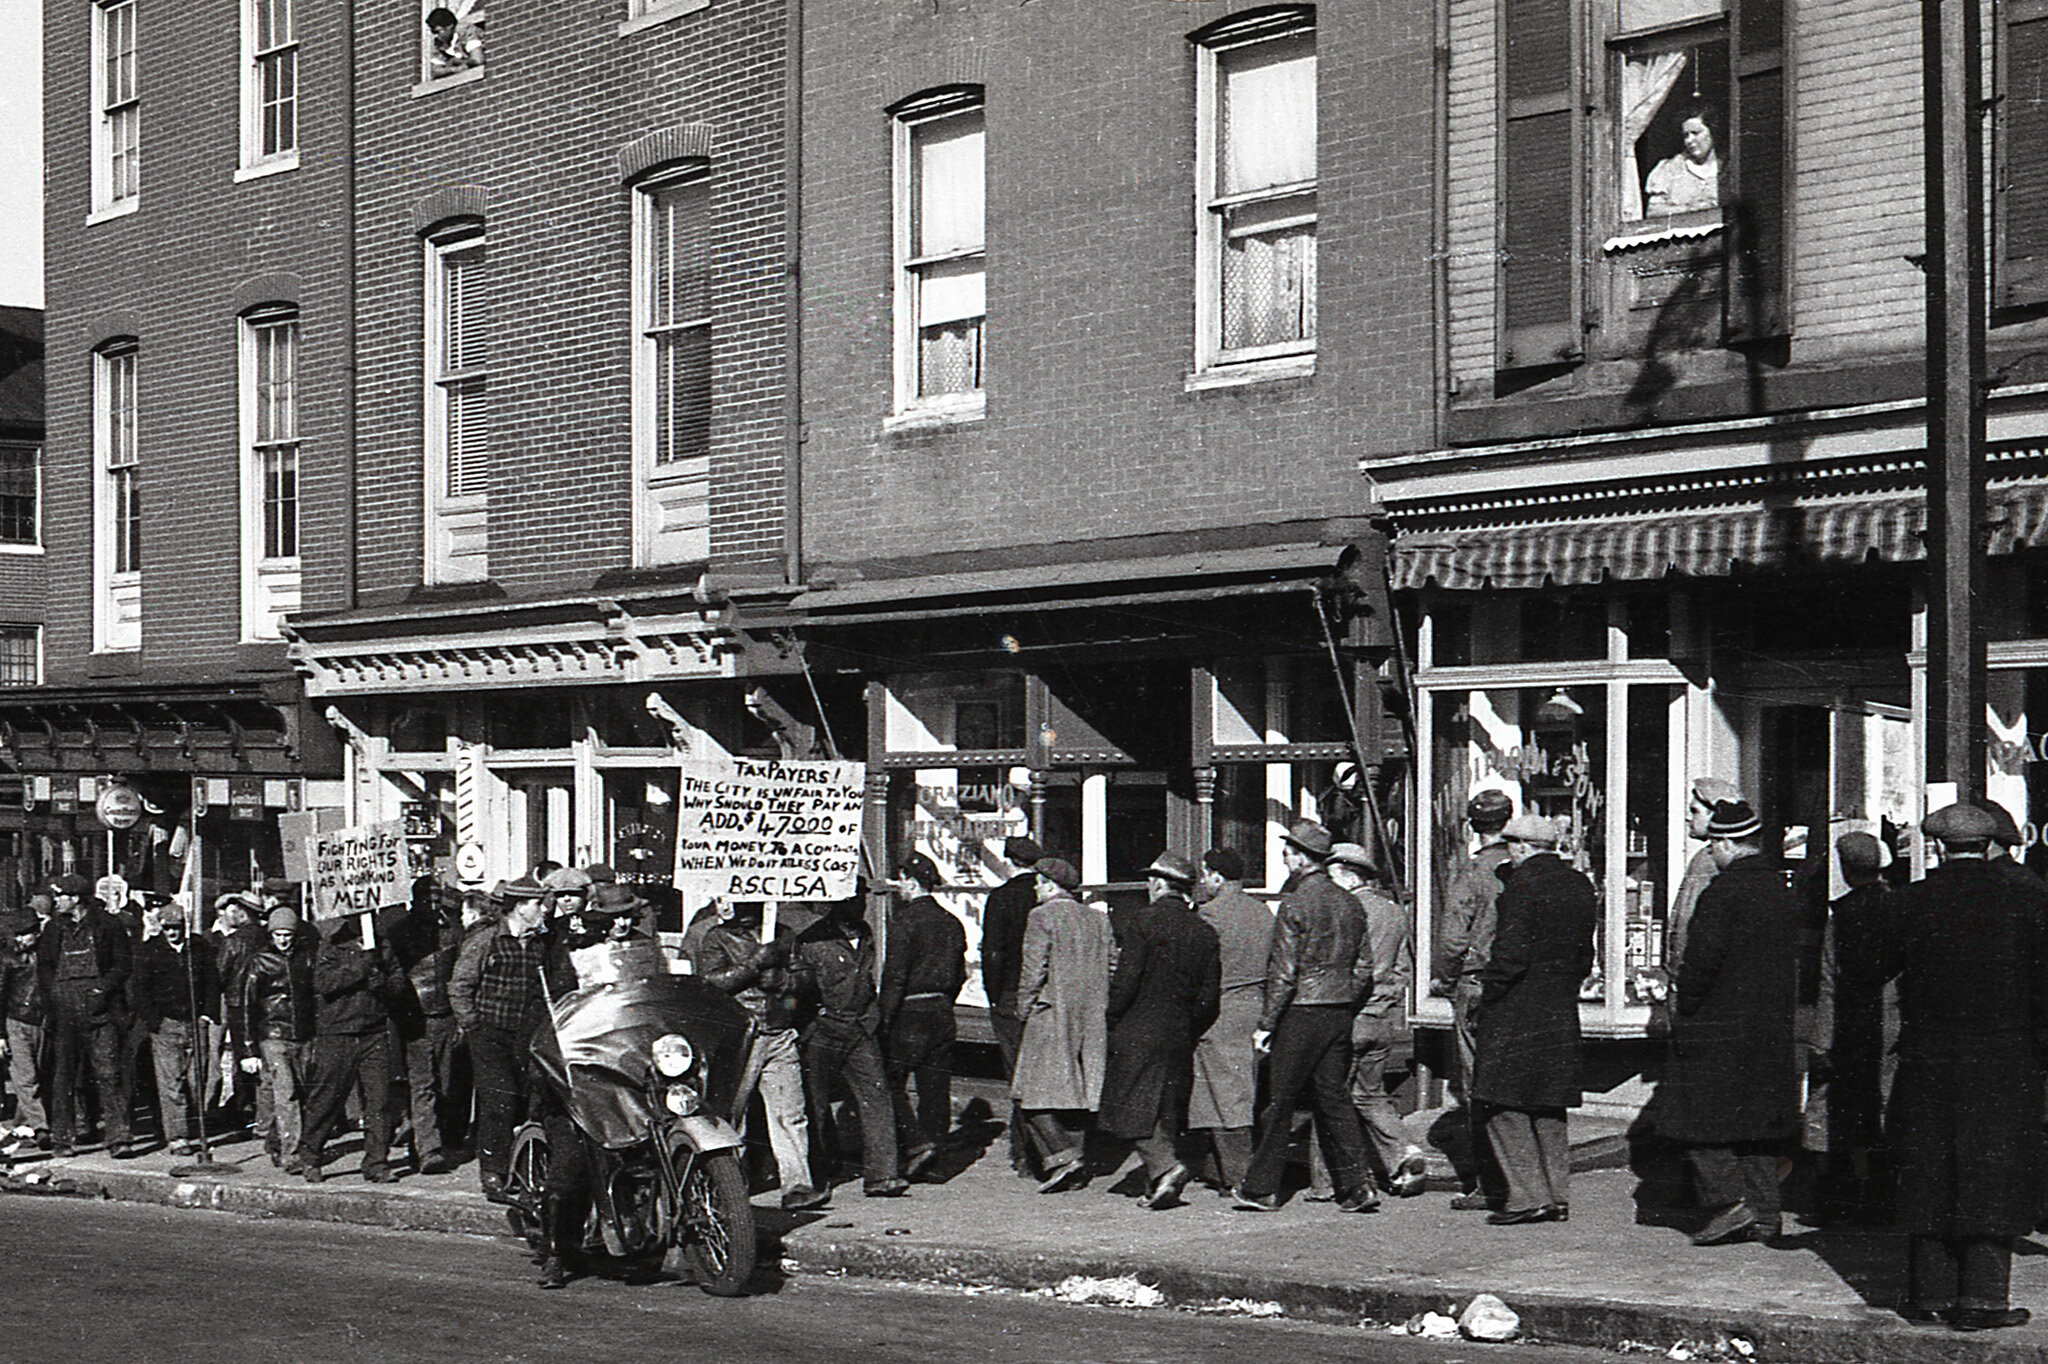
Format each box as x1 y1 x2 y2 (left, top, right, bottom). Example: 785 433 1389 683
505 1125 550 1252
669 1147 756 1297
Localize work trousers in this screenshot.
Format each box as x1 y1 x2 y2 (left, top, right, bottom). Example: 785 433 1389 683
1452 983 1503 1198
990 1007 1028 1172
401 1013 461 1166
47 994 129 1148
733 1025 813 1193
1023 1109 1087 1168
1241 1004 1372 1201
885 1000 955 1157
1909 1235 2016 1311
5 1016 44 1132
1191 1126 1255 1190
300 1029 396 1176
542 1108 595 1259
1688 1141 1782 1229
802 1022 899 1189
256 1038 309 1163
148 1018 198 1144
1348 1013 1411 1182
1487 1106 1570 1213
470 1025 530 1182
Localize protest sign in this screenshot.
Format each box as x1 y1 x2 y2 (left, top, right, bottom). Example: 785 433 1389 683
307 820 412 922
671 757 865 902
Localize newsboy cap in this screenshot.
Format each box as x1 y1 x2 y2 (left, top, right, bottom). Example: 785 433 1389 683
49 873 89 898
1835 831 1889 874
1145 851 1198 886
1328 842 1376 871
1501 814 1560 847
1003 836 1044 867
1034 858 1081 892
1923 802 1998 845
1986 802 2024 849
1466 789 1514 823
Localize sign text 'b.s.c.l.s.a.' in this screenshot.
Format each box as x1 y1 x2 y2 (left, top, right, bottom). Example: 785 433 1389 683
671 757 865 902
307 820 413 922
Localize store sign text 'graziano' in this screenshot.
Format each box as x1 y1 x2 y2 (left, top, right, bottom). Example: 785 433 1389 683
670 758 865 901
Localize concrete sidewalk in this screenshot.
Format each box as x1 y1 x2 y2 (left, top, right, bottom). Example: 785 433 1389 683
8 1127 2046 1363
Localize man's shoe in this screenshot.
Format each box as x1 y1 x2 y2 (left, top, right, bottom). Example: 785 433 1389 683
33 1130 51 1151
903 1145 938 1180
1544 1202 1569 1223
780 1184 830 1211
1037 1158 1087 1195
1230 1187 1281 1212
538 1255 574 1289
1139 1164 1192 1211
1391 1152 1429 1198
1691 1202 1761 1246
418 1154 454 1176
481 1172 512 1204
108 1141 141 1160
1337 1188 1383 1214
364 1167 399 1184
1450 1190 1498 1211
303 1163 324 1185
169 1141 199 1157
1487 1206 1554 1225
863 1177 911 1198
282 1156 306 1176
49 1142 74 1159
1949 1307 2032 1332
1897 1304 1947 1325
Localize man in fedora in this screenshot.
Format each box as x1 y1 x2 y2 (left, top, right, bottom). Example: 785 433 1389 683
1880 802 2048 1330
1234 820 1378 1213
1668 778 1744 972
1434 789 1513 1207
1099 851 1221 1210
1657 800 1800 1246
1473 814 1595 1225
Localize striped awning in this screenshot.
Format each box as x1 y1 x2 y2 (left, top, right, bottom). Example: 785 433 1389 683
1392 484 2048 591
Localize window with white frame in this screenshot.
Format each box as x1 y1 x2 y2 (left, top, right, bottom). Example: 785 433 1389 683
1194 9 1316 372
0 627 39 685
94 343 141 651
420 0 485 86
893 89 985 416
241 0 298 171
0 446 39 547
91 0 140 216
424 228 487 582
241 308 301 639
631 169 711 565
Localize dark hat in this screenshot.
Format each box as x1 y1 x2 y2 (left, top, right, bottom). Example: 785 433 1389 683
25 893 51 914
1923 802 1998 845
216 889 263 915
1706 800 1762 840
1466 789 1514 823
1328 842 1376 872
1835 831 1888 874
49 873 89 897
579 863 620 884
898 852 943 890
1003 836 1044 866
1986 802 2025 849
541 867 593 896
1281 820 1334 860
1035 858 1081 892
589 882 647 916
1201 847 1246 882
1144 851 1198 886
499 874 549 902
1502 814 1560 847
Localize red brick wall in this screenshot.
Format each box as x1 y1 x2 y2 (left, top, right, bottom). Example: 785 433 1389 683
350 0 791 598
798 0 1436 566
40 0 349 680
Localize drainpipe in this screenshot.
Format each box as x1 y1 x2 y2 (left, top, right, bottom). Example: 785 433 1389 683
340 0 359 610
781 0 803 587
1431 0 1451 445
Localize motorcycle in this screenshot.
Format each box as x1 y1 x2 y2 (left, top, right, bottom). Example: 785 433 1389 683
505 970 759 1295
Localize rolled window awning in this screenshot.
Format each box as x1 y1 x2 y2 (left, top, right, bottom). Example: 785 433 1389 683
1392 483 2048 591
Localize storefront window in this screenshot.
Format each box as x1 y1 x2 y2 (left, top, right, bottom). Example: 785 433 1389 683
1213 758 1334 890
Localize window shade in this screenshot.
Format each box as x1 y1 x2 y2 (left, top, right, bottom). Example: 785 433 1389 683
1221 34 1316 195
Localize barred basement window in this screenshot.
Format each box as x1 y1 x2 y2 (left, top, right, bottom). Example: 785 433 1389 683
893 88 985 416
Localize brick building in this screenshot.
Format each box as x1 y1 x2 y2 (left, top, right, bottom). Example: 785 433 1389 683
788 0 1433 1000
36 0 345 897
285 0 811 915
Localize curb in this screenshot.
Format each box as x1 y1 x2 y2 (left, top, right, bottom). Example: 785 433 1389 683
15 1162 2042 1364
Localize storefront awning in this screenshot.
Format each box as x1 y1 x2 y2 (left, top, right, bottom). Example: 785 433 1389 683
1392 484 2048 591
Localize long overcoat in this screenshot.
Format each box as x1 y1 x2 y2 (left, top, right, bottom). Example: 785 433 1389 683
1189 885 1274 1130
1472 852 1595 1111
1098 894 1221 1139
1882 858 2048 1239
1010 892 1112 1111
1657 852 1801 1145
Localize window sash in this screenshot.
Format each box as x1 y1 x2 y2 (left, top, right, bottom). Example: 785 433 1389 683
1218 35 1316 197
0 449 37 546
102 0 136 109
260 445 298 560
101 351 138 469
112 467 140 575
650 323 710 466
911 110 985 258
254 0 294 53
432 239 487 501
97 0 139 207
898 97 986 406
441 375 486 497
0 629 37 685
257 48 298 158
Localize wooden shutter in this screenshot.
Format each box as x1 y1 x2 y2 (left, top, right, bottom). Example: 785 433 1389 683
2002 0 2048 307
1498 0 1581 368
1724 0 1790 341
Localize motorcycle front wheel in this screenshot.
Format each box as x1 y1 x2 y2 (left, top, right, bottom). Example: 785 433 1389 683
505 1124 549 1253
671 1148 756 1296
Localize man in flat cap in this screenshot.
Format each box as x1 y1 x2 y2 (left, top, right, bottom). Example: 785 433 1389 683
36 872 135 1158
1328 842 1429 1197
1879 802 2048 1330
1472 814 1596 1225
1668 778 1745 973
449 875 553 1202
1434 788 1514 1207
1235 821 1378 1213
1098 851 1221 1210
128 897 219 1156
881 853 968 1178
980 836 1044 1174
1187 847 1272 1195
1657 800 1801 1246
1809 829 1896 1223
1011 857 1110 1192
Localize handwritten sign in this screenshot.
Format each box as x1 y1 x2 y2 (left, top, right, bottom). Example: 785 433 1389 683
671 758 865 902
307 821 411 922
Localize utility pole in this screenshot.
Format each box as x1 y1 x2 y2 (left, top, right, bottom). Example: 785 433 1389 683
1924 0 1988 800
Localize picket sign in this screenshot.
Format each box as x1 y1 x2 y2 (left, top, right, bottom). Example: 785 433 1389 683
670 757 865 903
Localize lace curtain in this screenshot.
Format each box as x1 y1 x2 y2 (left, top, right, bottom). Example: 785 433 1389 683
1620 50 1686 221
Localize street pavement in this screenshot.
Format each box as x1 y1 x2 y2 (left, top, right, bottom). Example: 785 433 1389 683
0 1195 1628 1364
9 1117 2048 1362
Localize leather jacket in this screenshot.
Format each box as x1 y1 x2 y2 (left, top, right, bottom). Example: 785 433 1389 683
231 940 317 1053
1259 867 1373 1031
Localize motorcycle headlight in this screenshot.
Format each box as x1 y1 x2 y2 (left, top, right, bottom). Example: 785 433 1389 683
651 1033 694 1078
664 1082 702 1117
